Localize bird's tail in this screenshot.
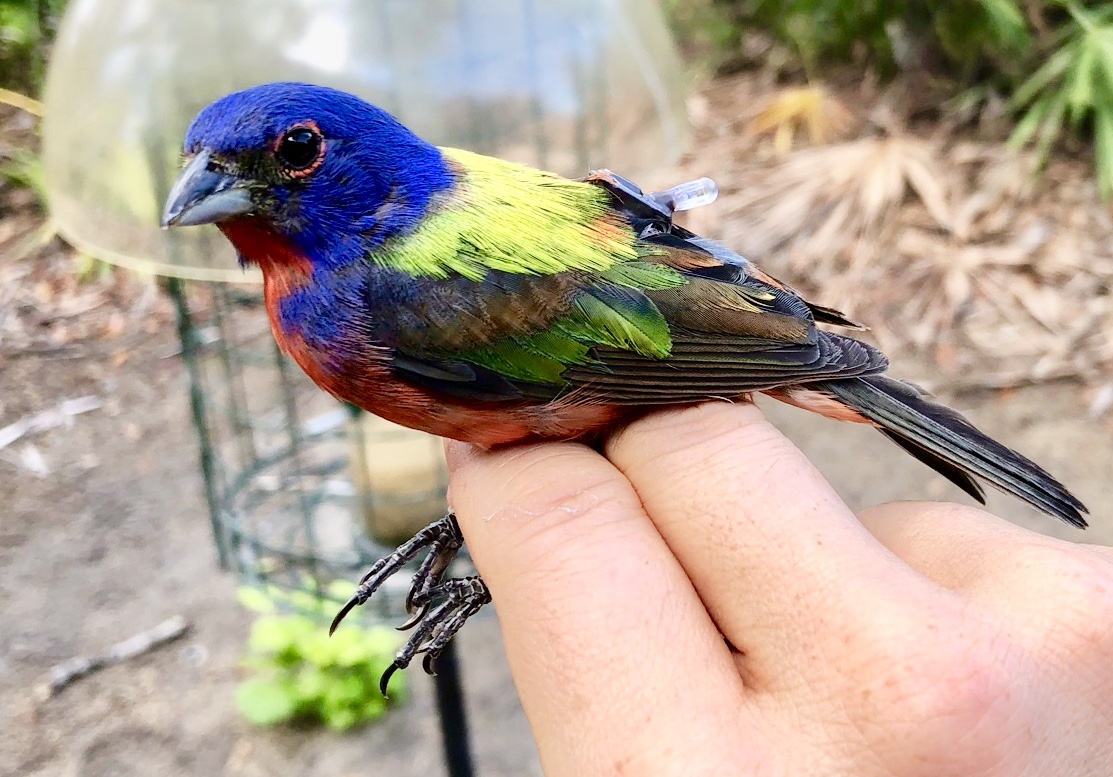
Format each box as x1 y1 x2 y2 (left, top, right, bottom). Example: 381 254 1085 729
818 375 1088 528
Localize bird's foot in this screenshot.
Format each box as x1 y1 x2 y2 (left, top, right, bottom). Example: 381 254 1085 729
377 575 491 695
330 513 491 694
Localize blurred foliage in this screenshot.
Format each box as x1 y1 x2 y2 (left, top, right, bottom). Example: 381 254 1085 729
1 144 42 196
235 584 407 731
668 0 1113 197
1008 1 1113 197
668 0 1032 78
0 1 57 213
0 0 63 93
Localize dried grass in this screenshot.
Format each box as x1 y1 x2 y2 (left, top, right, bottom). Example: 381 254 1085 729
676 75 1113 389
745 85 856 153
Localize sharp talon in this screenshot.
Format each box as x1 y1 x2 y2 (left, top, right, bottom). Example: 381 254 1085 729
379 662 401 697
405 581 421 614
422 652 438 676
332 515 484 687
330 594 361 635
397 601 429 631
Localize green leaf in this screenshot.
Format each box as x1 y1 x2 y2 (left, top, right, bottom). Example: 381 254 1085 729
1011 46 1074 108
1009 95 1051 151
329 628 375 667
294 666 329 702
0 4 38 47
326 579 357 603
236 586 277 615
362 627 404 658
978 0 1026 39
297 631 338 668
236 679 298 726
324 674 368 706
1067 37 1097 121
1094 103 1113 199
1095 27 1113 94
248 616 297 654
362 694 388 720
323 706 362 732
248 615 315 655
285 587 328 616
1034 89 1068 159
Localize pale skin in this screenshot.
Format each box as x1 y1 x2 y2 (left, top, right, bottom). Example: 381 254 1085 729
446 401 1113 777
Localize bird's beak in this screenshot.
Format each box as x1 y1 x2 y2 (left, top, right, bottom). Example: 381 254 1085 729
161 150 254 228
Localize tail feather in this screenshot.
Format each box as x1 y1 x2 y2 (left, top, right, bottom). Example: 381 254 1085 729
821 375 1088 528
879 430 985 504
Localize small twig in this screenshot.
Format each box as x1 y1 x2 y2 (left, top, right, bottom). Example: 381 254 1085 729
0 395 102 452
36 615 191 700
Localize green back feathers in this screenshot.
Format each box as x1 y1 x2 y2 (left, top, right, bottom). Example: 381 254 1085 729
373 147 690 385
462 282 680 384
372 147 640 281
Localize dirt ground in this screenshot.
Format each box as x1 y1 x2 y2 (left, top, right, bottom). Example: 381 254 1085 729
2 70 1113 777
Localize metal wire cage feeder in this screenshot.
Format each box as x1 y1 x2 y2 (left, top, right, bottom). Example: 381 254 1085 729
166 280 451 619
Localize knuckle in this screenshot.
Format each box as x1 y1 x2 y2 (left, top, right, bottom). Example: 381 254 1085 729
846 632 1016 770
1006 543 1113 662
867 637 1002 722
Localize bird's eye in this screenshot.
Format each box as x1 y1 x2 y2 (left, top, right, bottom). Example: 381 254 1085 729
276 126 323 175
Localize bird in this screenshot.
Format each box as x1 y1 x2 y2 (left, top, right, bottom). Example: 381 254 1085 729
163 81 1087 688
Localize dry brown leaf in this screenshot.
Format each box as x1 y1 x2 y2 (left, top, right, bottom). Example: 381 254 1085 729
746 86 855 153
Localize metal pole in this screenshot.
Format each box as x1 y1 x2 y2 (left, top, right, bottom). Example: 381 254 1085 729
432 640 476 777
166 277 229 568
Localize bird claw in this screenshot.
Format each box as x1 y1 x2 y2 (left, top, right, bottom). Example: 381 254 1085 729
396 600 431 631
379 576 491 694
331 513 491 695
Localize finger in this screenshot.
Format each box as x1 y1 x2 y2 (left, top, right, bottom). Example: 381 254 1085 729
605 402 945 684
1086 544 1113 561
860 501 1113 641
857 501 1032 591
445 440 760 776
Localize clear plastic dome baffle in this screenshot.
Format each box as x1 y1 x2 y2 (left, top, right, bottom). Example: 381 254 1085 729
42 0 688 281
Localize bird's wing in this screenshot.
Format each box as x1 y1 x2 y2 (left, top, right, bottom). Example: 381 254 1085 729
376 157 887 404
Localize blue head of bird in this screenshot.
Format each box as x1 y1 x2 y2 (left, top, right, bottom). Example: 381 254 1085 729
162 82 454 267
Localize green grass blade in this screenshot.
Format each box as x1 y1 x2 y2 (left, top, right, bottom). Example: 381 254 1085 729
1009 95 1051 150
1010 46 1076 108
1094 102 1113 199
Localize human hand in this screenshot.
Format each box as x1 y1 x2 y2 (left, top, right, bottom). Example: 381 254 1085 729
446 402 1113 776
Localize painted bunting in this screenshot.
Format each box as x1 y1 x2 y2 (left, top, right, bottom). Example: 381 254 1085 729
163 82 1087 688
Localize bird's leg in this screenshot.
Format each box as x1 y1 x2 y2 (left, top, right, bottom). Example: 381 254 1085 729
330 512 464 633
331 513 493 694
378 576 491 695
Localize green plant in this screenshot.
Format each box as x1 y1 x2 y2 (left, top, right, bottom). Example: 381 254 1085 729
0 0 65 93
235 584 407 731
1009 1 1113 197
697 0 1030 78
2 144 43 197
